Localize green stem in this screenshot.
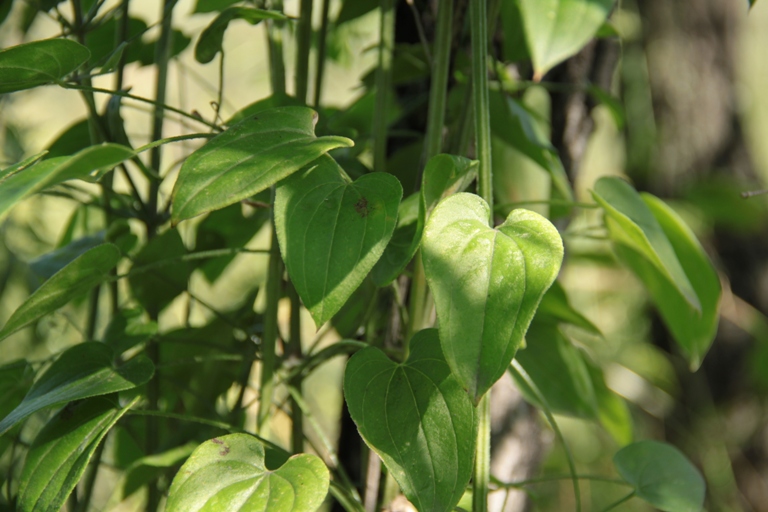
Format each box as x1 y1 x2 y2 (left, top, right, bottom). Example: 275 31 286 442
470 0 493 218
372 0 395 173
422 0 453 163
329 481 367 512
288 283 304 453
473 393 491 512
295 0 313 103
601 491 636 512
257 191 283 432
312 0 331 106
266 0 286 96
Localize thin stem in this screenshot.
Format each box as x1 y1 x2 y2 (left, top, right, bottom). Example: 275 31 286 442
473 393 491 512
312 0 331 106
364 453 382 512
372 0 395 173
288 282 304 453
470 0 493 218
601 491 636 512
329 481 367 512
266 0 286 96
295 0 313 103
492 474 631 488
422 0 453 164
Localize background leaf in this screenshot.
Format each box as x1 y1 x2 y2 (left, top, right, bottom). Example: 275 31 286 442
422 193 563 403
344 329 476 512
0 343 153 435
195 7 288 64
171 107 353 223
0 244 122 342
167 433 329 512
614 440 705 512
18 396 138 512
0 38 90 94
275 155 401 326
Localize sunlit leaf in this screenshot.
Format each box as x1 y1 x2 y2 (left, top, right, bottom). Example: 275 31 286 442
195 7 288 63
275 155 401 326
0 343 152 435
517 0 616 79
0 38 90 94
0 144 134 221
614 440 705 512
344 329 476 512
171 107 353 223
0 244 122 342
422 193 563 403
18 396 138 512
167 434 329 512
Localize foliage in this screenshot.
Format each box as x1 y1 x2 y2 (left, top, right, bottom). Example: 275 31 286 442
1 0 747 510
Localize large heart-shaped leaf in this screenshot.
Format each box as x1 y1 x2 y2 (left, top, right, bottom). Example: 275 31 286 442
0 144 134 221
422 193 563 403
171 107 353 223
275 155 401 326
0 244 122 342
344 329 476 512
195 7 288 63
0 342 153 435
518 0 616 79
614 440 705 512
18 395 138 512
0 39 90 94
167 433 329 512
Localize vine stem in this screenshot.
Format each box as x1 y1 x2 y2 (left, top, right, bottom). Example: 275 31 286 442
288 283 304 453
266 0 286 96
372 0 395 173
470 0 493 509
295 0 313 103
313 0 331 106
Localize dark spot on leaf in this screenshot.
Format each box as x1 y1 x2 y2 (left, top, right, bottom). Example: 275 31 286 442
211 438 223 445
219 446 230 456
354 197 370 218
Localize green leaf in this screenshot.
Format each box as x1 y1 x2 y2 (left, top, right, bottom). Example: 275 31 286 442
195 7 288 63
591 177 701 312
171 107 353 223
614 440 705 512
0 150 47 181
422 193 563 403
29 234 105 282
0 343 152 435
749 0 757 8
517 0 616 79
336 0 378 25
614 195 721 369
535 281 601 335
344 329 476 512
0 143 134 221
0 38 90 94
275 155 401 326
103 308 158 355
371 154 477 286
513 322 598 419
167 433 329 512
193 0 242 13
18 395 138 512
586 359 633 445
0 244 122 342
0 361 35 456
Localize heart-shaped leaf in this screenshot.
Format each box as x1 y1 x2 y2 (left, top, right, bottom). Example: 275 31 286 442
195 7 288 63
171 107 353 224
0 343 153 435
614 440 705 512
0 39 90 94
0 144 134 221
167 433 329 512
275 155 402 326
0 244 122 342
371 154 477 286
18 395 138 512
344 329 476 512
422 193 563 403
518 0 616 79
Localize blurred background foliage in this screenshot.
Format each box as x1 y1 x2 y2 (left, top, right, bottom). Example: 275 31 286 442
1 0 768 510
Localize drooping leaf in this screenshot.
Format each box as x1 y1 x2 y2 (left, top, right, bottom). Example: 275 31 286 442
614 440 705 512
371 154 477 286
275 155 401 326
29 234 105 282
195 7 288 63
535 281 601 335
614 195 720 369
45 119 91 158
171 107 353 223
0 343 153 435
0 144 134 221
0 38 90 94
0 361 34 456
336 0 379 25
193 0 242 13
17 396 138 512
591 177 701 312
344 329 476 512
517 0 616 79
0 244 122 342
422 193 563 403
500 1 530 62
513 322 598 419
0 150 47 181
166 433 329 512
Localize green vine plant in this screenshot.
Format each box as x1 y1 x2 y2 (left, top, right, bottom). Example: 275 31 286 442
0 0 740 510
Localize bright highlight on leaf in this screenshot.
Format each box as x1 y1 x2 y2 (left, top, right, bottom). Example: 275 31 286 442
275 155 401 327
0 39 90 94
171 106 353 223
422 193 563 403
344 329 476 512
614 440 705 512
167 433 329 512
